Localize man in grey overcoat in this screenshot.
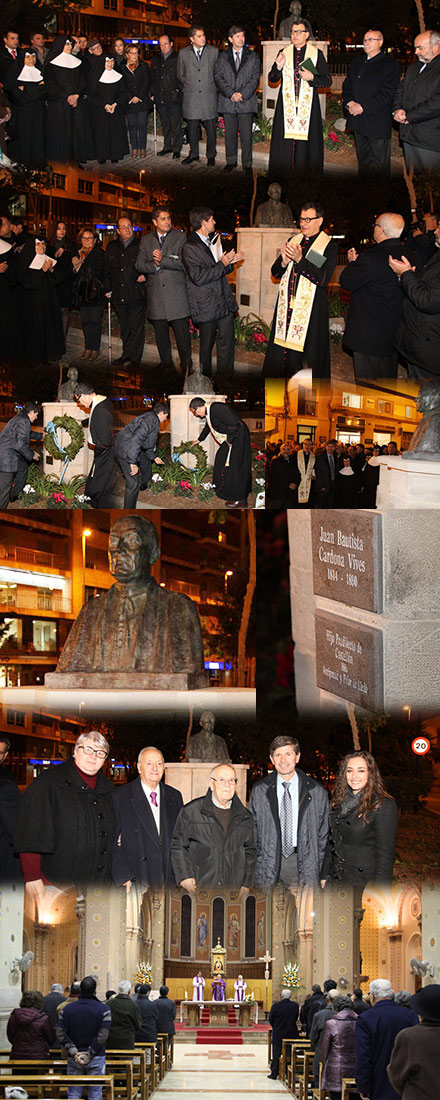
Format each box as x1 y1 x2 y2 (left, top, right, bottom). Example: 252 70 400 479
248 734 329 887
177 25 218 165
136 205 192 374
214 25 260 171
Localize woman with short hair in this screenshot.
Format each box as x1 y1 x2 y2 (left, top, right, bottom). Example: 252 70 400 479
72 226 108 360
7 991 54 1059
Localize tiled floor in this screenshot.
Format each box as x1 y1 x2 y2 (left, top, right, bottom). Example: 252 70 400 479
157 1043 286 1098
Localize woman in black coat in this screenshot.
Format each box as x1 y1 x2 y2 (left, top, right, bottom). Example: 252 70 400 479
321 750 398 887
44 35 94 163
46 220 76 341
72 227 108 360
5 50 46 167
88 56 129 163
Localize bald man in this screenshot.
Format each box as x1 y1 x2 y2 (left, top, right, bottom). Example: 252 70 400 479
339 212 410 379
343 30 400 176
393 30 440 173
170 763 256 890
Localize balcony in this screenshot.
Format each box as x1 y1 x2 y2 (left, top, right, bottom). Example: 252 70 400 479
0 545 67 572
0 592 71 614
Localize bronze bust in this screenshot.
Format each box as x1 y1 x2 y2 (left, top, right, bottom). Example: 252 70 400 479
185 710 231 762
402 380 440 461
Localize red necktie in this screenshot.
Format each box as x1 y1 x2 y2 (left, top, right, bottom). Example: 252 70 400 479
150 791 158 807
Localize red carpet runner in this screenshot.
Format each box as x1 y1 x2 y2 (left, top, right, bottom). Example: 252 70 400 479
196 1005 243 1044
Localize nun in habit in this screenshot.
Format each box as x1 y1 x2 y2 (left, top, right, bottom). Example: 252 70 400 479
14 238 65 363
44 36 94 163
5 51 46 167
88 56 129 163
0 239 25 362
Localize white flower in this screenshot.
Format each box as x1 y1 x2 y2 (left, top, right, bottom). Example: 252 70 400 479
329 320 345 334
151 473 164 482
256 477 265 486
23 485 36 494
201 482 215 490
75 494 91 503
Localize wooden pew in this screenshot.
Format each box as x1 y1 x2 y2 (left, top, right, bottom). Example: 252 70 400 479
0 1072 114 1100
134 1042 157 1093
341 1078 358 1100
280 1038 310 1085
105 1049 149 1100
0 1058 134 1100
298 1050 315 1100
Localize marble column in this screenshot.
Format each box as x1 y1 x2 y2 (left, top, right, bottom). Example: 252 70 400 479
0 885 25 1047
313 886 364 992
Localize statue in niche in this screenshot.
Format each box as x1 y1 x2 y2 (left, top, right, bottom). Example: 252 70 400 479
185 710 231 762
45 514 207 689
254 183 296 228
402 380 440 461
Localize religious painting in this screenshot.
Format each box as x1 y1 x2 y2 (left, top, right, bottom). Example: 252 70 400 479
195 904 210 960
227 906 241 955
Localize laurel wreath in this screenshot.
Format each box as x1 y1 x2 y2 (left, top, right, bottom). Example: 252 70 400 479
44 416 84 463
173 441 208 470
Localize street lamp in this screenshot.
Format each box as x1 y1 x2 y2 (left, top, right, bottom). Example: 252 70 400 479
224 569 233 597
82 528 92 570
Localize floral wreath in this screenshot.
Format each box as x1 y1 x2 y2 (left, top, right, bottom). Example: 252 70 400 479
44 416 84 464
172 441 208 471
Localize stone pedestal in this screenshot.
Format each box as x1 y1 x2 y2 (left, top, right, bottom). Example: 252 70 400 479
164 762 249 805
289 508 440 713
45 671 208 690
262 40 329 122
0 885 25 1048
236 228 296 325
169 394 227 470
43 402 91 480
238 1002 252 1027
374 455 440 508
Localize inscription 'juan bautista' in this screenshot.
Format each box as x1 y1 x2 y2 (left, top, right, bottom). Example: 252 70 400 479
318 526 366 571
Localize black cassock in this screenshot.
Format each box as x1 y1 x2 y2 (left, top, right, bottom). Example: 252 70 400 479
44 59 94 163
88 71 129 162
263 232 338 379
83 397 118 508
14 240 65 362
0 244 25 363
268 46 331 177
4 64 46 167
198 402 253 503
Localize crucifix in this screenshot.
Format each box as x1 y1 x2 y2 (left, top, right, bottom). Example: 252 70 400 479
259 950 275 1016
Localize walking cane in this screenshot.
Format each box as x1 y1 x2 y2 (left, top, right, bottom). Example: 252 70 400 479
153 103 157 155
107 294 112 366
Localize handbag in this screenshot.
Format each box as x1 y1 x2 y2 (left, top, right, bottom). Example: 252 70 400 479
72 272 104 306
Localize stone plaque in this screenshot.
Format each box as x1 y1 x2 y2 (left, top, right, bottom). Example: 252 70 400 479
311 511 383 613
315 611 384 710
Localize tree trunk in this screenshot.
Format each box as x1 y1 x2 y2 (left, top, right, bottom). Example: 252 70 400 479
346 703 361 750
273 0 280 41
403 161 418 223
250 169 258 226
237 510 256 685
414 0 426 32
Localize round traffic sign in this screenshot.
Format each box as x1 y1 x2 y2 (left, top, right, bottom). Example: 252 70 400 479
411 737 430 756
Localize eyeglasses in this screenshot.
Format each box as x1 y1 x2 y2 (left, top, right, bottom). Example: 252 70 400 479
211 777 237 786
300 216 319 223
79 745 108 759
292 30 307 36
363 36 382 42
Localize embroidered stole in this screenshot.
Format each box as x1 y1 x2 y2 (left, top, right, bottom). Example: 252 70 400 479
297 450 315 503
282 42 318 140
274 231 331 352
206 405 232 468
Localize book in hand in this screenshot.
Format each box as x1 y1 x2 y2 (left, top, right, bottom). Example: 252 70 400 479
304 245 327 268
298 57 318 76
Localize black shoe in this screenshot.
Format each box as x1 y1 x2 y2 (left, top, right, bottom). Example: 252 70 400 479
157 148 172 157
267 1075 278 1080
223 163 236 172
207 157 216 166
182 155 199 164
112 355 127 365
173 152 181 159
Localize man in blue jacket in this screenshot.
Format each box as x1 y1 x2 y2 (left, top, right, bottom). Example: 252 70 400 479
355 978 418 1100
0 401 41 508
57 976 111 1099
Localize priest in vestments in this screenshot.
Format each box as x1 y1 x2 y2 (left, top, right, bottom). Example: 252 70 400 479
290 438 316 507
190 399 253 507
268 20 331 177
212 977 226 1001
263 202 338 379
234 976 247 1002
193 974 205 1001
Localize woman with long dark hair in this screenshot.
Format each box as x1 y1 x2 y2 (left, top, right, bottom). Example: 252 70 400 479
112 37 127 72
46 220 75 341
72 226 108 360
320 750 398 886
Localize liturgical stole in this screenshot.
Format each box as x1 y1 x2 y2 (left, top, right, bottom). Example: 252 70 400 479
206 405 231 468
297 450 316 503
274 231 331 353
282 42 318 140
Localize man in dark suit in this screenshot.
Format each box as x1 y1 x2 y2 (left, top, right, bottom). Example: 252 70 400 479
268 989 299 1079
314 439 338 508
0 28 20 83
214 26 260 172
342 30 400 175
155 986 176 1049
267 443 296 508
339 212 407 380
73 382 117 508
112 746 183 889
105 216 146 369
135 206 192 374
182 206 244 377
150 35 183 159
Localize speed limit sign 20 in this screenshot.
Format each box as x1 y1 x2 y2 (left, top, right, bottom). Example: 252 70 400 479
411 737 431 756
